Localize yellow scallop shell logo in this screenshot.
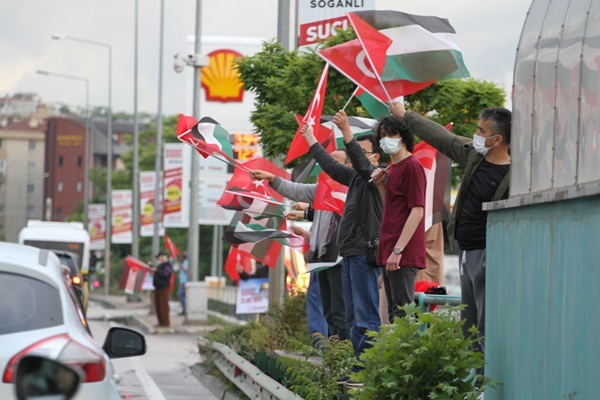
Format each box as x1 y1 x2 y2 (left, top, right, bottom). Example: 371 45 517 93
114 215 123 227
167 185 180 201
201 49 244 103
144 202 154 217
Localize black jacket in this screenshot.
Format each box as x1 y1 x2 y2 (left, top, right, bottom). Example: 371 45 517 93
153 261 173 289
309 139 383 257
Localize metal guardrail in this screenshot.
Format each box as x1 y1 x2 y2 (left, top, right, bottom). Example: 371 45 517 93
198 337 302 400
414 293 462 313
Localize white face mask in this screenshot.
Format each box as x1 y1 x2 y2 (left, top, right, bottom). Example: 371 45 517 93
472 134 498 156
379 137 403 155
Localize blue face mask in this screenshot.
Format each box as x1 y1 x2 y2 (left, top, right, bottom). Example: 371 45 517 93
379 137 403 155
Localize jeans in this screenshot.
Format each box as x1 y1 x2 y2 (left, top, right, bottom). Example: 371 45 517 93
177 281 186 314
341 255 382 363
307 272 328 342
318 264 349 340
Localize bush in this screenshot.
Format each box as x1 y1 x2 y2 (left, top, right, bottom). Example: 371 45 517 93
276 334 356 400
352 304 495 400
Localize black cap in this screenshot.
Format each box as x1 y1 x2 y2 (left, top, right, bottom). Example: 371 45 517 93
156 251 167 257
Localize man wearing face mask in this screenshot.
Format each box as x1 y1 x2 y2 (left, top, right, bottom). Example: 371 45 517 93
301 110 384 384
389 101 511 356
371 116 427 322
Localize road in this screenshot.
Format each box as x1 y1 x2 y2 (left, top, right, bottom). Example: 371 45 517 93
87 301 218 400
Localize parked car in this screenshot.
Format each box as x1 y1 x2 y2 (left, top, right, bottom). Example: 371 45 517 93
0 242 147 400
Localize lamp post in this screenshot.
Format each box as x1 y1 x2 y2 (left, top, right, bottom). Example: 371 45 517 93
53 33 113 296
132 0 140 259
36 70 90 229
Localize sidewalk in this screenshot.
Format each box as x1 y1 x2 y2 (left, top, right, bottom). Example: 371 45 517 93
89 293 219 336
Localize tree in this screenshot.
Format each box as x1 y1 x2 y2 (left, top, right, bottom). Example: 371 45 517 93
235 29 506 181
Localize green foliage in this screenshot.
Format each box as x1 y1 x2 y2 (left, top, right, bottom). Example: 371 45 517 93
203 290 310 361
353 304 495 400
276 334 356 400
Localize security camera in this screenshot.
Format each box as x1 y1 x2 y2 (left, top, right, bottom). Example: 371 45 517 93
173 53 186 74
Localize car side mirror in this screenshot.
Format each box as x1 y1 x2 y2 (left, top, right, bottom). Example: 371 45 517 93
102 327 147 359
15 355 81 400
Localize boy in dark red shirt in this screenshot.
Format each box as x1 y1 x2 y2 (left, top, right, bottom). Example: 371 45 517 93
371 116 427 322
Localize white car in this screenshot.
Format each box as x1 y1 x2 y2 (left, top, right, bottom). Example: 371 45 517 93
0 242 146 399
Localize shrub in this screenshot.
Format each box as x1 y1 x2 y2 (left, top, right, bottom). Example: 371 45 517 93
276 334 356 400
352 304 495 400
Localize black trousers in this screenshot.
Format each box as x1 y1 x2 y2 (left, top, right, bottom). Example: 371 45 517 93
383 266 418 322
318 264 349 341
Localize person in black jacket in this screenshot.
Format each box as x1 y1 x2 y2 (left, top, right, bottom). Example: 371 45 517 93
301 112 383 376
151 251 173 328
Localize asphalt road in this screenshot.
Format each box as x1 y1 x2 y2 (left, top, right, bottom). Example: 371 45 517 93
87 301 218 400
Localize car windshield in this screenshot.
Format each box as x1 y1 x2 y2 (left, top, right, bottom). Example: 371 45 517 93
0 272 63 335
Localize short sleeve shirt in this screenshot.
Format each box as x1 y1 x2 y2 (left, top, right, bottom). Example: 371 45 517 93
377 155 427 268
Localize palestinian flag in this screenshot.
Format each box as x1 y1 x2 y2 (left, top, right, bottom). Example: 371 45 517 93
355 88 390 122
348 10 470 83
176 114 234 159
413 122 453 230
231 221 305 248
305 256 343 274
320 115 377 149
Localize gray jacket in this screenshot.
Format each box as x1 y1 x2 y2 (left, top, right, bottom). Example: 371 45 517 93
270 178 340 262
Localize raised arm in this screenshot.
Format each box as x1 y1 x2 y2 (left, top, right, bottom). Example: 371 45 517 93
302 125 355 186
333 110 376 181
250 170 316 203
390 101 472 168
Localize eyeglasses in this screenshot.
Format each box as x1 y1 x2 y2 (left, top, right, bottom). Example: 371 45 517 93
361 149 374 155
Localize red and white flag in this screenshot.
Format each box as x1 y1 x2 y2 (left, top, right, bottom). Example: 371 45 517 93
285 64 330 164
313 172 348 216
164 234 181 260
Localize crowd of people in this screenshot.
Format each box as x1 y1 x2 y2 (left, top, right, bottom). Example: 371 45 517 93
148 101 512 383
253 102 511 385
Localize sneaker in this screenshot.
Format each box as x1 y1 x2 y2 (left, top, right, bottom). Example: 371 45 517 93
335 375 350 384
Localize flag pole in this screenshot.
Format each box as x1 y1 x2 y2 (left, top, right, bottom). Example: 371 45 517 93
346 12 394 103
342 86 360 111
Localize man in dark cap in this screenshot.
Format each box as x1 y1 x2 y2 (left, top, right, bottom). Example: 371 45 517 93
151 251 173 327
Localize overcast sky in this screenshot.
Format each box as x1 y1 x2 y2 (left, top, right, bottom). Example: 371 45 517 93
0 0 532 116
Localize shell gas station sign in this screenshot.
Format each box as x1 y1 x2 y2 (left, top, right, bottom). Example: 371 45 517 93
200 49 245 103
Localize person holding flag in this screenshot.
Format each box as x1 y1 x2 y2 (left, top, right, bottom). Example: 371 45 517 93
250 149 350 342
370 116 427 323
389 101 511 361
300 111 384 384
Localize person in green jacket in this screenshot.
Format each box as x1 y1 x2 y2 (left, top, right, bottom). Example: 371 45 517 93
390 101 511 357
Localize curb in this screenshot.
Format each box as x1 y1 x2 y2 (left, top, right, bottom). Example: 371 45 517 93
89 296 120 309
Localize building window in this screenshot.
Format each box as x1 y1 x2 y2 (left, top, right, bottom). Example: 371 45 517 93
56 207 62 219
27 184 34 194
76 181 82 193
0 204 4 216
58 156 63 167
27 205 35 218
0 159 5 176
28 162 35 173
28 140 36 150
77 156 82 167
0 138 3 148
57 180 63 192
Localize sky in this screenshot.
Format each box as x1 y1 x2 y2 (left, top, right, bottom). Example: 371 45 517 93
0 0 532 116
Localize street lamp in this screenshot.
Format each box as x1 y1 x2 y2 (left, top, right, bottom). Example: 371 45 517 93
53 33 113 296
36 70 90 229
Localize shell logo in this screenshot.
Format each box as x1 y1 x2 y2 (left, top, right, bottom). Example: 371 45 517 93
201 49 245 103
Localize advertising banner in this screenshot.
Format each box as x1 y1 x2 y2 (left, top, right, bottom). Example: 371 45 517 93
140 171 164 237
297 0 375 49
111 189 132 244
163 143 186 228
236 278 269 314
88 203 106 250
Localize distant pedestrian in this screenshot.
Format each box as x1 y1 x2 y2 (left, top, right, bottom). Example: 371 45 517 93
178 252 189 315
151 251 173 327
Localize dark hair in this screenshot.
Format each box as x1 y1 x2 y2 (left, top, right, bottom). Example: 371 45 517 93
374 116 415 152
356 134 381 155
479 107 512 145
